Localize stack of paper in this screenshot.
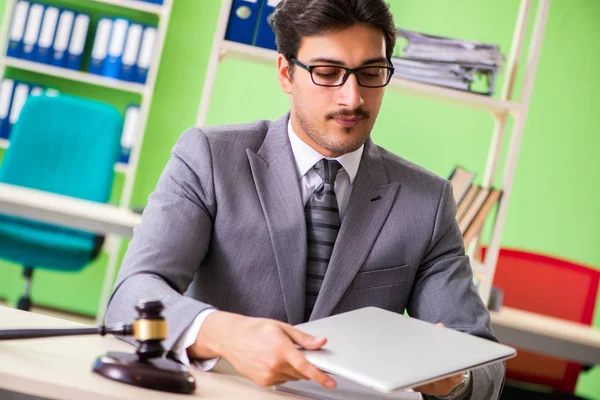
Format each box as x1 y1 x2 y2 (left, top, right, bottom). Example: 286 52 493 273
393 29 505 95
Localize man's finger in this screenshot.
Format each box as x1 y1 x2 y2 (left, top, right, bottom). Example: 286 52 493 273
286 347 336 389
281 324 327 350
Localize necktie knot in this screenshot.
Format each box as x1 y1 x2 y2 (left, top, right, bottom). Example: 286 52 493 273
314 159 342 185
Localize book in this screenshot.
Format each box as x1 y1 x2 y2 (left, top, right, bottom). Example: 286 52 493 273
462 189 502 246
456 184 479 222
448 166 475 206
458 187 490 234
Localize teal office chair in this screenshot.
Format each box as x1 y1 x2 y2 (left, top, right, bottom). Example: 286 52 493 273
0 94 123 311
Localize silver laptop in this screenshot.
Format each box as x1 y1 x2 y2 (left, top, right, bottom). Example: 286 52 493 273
295 307 515 393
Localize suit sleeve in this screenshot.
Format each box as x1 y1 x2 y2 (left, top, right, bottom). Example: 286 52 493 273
105 127 216 351
407 180 506 400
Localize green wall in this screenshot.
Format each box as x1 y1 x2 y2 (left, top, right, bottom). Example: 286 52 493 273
0 0 598 397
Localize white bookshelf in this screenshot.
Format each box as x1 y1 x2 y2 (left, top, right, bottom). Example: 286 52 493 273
0 0 174 322
3 56 146 94
218 40 522 116
196 0 551 307
89 0 165 15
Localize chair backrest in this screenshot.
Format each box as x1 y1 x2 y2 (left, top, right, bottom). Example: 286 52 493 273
486 247 600 393
0 94 122 202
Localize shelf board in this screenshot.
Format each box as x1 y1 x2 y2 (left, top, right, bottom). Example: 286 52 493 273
2 56 146 95
219 40 522 116
89 0 164 15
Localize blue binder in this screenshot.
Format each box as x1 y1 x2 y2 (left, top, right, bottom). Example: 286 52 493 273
88 17 113 75
103 18 129 79
120 24 143 82
0 80 16 140
254 0 279 50
134 25 157 84
66 13 90 70
5 82 30 140
50 9 74 67
225 0 262 45
21 3 44 61
36 6 60 65
6 1 30 58
119 105 140 164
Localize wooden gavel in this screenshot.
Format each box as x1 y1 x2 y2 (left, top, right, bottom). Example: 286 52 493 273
0 299 196 395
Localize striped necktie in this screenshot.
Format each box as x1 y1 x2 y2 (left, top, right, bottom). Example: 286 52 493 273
304 159 342 322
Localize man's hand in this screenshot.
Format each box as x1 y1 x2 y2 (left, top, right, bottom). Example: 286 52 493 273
188 311 337 389
413 323 467 397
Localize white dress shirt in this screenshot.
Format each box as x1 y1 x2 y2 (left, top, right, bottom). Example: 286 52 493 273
173 120 363 369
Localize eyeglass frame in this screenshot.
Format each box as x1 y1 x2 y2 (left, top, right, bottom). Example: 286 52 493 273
289 58 395 88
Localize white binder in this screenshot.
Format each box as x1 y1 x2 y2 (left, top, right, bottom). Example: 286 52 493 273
51 10 75 67
9 83 30 127
22 3 44 60
121 24 143 81
66 13 90 70
36 6 59 63
103 18 129 78
0 79 15 131
120 105 140 164
89 18 113 74
7 1 30 57
135 26 157 83
30 86 44 96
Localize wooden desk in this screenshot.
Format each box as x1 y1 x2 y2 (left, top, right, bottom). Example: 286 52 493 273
490 306 600 365
0 306 301 399
0 182 141 237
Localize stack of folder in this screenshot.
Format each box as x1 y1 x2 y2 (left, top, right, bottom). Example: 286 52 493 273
449 166 502 247
88 18 157 84
6 1 90 71
0 78 60 140
393 29 505 95
225 0 281 51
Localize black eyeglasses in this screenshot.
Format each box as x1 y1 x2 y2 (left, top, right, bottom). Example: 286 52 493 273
290 58 395 88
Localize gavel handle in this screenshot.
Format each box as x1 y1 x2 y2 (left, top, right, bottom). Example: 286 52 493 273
0 324 132 340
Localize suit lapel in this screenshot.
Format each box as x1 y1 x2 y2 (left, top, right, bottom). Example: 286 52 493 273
310 140 400 320
247 113 307 325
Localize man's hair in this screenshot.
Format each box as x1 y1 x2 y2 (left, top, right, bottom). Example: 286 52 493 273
270 0 397 63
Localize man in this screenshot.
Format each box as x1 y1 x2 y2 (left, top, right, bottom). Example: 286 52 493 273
106 0 505 398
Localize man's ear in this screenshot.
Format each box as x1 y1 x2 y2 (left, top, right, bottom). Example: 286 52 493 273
277 54 293 94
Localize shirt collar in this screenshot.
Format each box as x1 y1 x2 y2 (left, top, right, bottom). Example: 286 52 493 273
287 119 363 184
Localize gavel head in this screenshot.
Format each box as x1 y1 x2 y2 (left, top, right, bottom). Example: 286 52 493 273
132 299 168 361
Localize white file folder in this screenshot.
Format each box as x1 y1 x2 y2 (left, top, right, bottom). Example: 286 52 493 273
121 24 143 81
22 4 44 60
89 18 113 74
51 9 74 67
0 79 15 139
103 18 129 78
135 26 157 84
66 13 90 70
8 83 30 137
36 6 59 63
7 1 30 58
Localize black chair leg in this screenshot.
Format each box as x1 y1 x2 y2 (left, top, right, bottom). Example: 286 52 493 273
17 267 34 311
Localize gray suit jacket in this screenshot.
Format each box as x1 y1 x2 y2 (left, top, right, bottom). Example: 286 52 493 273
106 113 505 399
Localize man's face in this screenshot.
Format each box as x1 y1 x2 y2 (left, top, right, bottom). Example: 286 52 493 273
278 23 389 158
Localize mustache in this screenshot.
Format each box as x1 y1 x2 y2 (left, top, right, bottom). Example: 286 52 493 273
326 108 370 120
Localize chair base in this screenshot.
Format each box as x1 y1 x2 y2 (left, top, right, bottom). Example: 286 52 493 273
17 296 31 312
